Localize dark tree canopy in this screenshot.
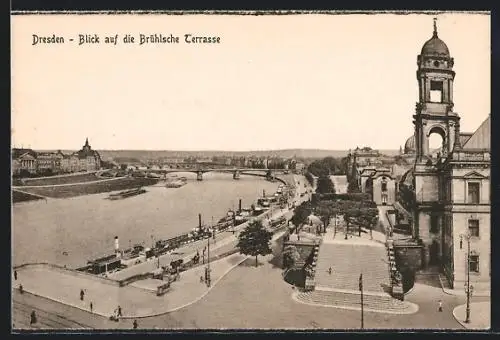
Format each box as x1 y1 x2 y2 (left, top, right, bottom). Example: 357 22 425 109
282 244 301 269
290 201 312 231
312 196 378 236
307 157 347 177
315 175 336 194
236 220 273 267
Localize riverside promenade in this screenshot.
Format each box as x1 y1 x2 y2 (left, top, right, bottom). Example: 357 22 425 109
13 221 290 319
13 175 309 319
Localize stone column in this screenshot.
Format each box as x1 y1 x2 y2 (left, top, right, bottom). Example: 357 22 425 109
454 120 461 149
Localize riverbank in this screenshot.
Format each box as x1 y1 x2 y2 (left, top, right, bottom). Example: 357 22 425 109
12 189 47 203
13 176 158 199
13 173 281 268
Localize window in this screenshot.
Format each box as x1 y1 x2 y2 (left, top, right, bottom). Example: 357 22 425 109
469 255 479 273
468 182 480 204
430 80 443 103
468 219 479 237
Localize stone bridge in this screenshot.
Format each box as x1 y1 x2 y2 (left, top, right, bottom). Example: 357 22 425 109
139 168 286 181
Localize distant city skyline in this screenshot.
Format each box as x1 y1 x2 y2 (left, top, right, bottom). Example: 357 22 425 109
12 12 490 151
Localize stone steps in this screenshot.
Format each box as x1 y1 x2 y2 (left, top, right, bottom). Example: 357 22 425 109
314 243 390 293
296 290 410 312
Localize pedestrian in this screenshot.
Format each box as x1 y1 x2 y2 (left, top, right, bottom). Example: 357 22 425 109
19 284 24 294
200 275 204 283
80 289 85 301
133 319 138 329
90 302 93 313
14 270 17 281
117 305 122 317
30 310 37 325
438 300 443 312
328 267 332 275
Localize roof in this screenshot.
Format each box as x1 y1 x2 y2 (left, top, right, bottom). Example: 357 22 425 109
421 35 450 57
462 115 490 150
459 133 473 146
404 135 415 154
76 149 101 159
12 148 37 159
420 21 450 57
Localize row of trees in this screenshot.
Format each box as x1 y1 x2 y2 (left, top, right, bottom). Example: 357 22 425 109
307 157 348 177
315 197 378 237
290 192 379 239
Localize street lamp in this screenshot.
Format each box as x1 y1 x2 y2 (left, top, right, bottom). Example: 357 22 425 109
205 236 211 287
459 232 474 323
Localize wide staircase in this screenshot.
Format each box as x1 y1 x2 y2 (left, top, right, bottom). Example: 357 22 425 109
315 243 389 292
295 289 411 313
295 240 416 313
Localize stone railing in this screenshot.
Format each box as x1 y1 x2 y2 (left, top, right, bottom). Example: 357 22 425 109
14 262 120 287
304 243 321 292
451 151 490 162
386 239 404 300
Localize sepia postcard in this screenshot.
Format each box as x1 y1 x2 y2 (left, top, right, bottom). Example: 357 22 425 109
11 10 491 331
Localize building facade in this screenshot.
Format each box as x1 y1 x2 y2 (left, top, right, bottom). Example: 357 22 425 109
12 138 101 176
397 21 490 291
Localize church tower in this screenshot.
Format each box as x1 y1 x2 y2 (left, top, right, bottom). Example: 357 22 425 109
412 19 461 268
414 18 461 161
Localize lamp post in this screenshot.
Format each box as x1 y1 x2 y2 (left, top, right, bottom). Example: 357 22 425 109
459 232 473 323
205 236 211 287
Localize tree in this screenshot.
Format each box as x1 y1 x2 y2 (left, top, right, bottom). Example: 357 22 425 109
316 175 336 194
307 157 345 176
291 202 312 233
316 200 341 233
347 180 360 193
282 244 301 269
236 220 273 267
342 201 378 237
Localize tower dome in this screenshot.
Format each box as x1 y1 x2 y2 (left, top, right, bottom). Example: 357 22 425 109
404 135 416 154
420 18 450 57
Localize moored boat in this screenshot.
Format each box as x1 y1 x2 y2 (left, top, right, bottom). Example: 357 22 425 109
108 187 146 200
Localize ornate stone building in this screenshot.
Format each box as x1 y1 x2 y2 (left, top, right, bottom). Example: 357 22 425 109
12 138 101 176
397 20 490 291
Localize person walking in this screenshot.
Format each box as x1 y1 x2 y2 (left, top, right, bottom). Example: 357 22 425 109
90 302 93 313
117 306 122 317
19 284 24 294
14 270 17 281
30 311 37 325
80 289 85 301
438 300 443 312
133 319 138 329
328 267 332 275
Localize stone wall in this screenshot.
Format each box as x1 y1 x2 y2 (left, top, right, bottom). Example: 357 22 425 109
394 243 423 273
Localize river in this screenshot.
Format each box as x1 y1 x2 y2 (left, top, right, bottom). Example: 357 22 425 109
12 172 280 268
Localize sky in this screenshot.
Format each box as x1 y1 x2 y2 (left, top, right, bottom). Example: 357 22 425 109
11 12 490 151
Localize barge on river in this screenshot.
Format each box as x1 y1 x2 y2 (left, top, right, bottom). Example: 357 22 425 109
107 187 146 200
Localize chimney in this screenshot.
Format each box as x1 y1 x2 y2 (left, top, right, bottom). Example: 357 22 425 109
198 213 202 228
114 236 120 258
